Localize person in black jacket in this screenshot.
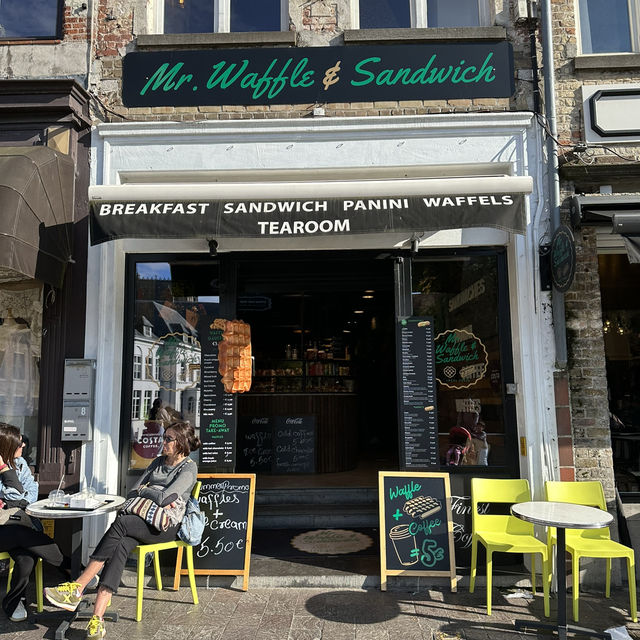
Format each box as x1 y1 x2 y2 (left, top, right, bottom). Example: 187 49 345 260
0 423 68 622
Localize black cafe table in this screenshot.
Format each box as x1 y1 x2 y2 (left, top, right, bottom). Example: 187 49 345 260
511 501 614 640
26 494 125 640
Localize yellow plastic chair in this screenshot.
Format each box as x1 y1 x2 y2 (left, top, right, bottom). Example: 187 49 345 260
470 478 550 616
545 480 637 623
132 481 201 622
0 552 43 613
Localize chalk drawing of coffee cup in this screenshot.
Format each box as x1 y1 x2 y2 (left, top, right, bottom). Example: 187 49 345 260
389 524 419 566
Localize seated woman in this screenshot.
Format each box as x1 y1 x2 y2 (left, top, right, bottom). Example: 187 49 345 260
45 421 200 640
0 423 68 622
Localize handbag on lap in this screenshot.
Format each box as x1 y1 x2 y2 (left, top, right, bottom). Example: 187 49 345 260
121 496 170 532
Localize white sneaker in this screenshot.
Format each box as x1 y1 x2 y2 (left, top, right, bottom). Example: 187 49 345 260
9 600 27 622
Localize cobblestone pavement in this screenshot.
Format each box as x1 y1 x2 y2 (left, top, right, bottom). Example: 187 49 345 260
1 581 639 640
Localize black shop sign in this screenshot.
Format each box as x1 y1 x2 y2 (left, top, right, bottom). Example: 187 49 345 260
90 193 526 245
122 42 515 108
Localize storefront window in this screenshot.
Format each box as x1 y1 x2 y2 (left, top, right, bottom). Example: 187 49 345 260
126 260 220 473
412 253 510 469
0 282 43 469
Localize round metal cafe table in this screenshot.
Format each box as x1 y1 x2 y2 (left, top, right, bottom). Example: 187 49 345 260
511 501 614 640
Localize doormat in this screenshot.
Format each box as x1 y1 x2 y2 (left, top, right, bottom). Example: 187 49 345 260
291 529 374 555
251 528 379 558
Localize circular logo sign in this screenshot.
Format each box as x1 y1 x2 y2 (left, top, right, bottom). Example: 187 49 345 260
434 329 488 389
551 224 576 293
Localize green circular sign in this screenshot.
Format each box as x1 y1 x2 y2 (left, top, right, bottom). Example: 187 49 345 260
551 224 576 293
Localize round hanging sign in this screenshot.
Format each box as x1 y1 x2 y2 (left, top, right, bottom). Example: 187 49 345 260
550 224 576 293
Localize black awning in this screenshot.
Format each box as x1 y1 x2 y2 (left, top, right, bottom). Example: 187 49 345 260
571 194 640 263
0 146 74 287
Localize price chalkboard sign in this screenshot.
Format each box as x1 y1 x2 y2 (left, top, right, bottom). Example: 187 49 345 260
378 471 456 591
200 322 236 472
183 474 256 591
396 317 439 469
237 417 273 473
272 416 316 474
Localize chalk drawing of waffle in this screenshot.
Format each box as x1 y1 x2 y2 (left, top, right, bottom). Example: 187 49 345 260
403 495 441 520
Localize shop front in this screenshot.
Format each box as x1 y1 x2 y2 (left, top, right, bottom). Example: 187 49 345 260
82 113 558 567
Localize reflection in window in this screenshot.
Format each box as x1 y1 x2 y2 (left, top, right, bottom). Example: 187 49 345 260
0 0 60 39
579 0 632 53
412 254 506 468
133 354 142 380
132 390 141 420
359 0 410 28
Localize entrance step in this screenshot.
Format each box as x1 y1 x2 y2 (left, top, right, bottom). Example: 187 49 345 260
254 488 378 529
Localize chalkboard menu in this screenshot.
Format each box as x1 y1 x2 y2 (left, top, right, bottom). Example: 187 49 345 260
396 317 439 469
378 471 456 591
237 415 316 474
237 417 273 473
273 416 316 474
200 323 236 471
191 474 256 591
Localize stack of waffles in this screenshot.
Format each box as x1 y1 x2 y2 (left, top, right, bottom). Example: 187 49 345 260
218 319 252 393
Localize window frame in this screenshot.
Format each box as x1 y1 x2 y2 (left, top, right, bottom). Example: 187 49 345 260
354 0 491 29
0 0 64 41
578 0 640 54
155 0 288 34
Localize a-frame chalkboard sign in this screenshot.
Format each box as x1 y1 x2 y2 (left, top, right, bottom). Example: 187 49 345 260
174 473 256 591
378 471 456 592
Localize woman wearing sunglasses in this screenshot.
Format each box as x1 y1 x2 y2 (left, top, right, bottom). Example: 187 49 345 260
45 421 200 640
0 423 68 622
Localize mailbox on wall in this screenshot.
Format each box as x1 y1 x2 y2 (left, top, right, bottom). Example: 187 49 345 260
61 359 96 441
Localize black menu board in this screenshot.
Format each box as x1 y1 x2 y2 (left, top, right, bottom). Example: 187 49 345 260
378 471 456 591
191 474 256 591
396 317 438 469
200 323 236 471
272 416 316 474
237 417 273 473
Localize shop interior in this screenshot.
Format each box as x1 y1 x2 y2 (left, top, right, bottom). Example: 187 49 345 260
599 253 640 498
235 254 399 488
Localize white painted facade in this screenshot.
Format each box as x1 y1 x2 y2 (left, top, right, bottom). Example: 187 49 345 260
81 112 558 559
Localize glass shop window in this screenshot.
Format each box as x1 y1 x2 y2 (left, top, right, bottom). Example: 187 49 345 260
125 259 220 474
412 254 509 468
0 283 44 470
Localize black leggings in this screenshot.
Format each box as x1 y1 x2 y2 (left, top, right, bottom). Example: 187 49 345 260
89 514 180 594
0 524 66 616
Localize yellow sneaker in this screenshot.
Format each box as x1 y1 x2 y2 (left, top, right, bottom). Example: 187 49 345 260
44 582 82 612
85 615 106 639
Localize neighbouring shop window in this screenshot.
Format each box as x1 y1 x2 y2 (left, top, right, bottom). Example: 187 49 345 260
599 253 640 496
358 0 488 28
0 0 62 39
578 0 633 53
0 282 43 469
125 260 220 473
162 0 283 33
412 254 509 468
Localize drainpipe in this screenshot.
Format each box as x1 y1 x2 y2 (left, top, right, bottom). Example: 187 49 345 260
540 0 568 368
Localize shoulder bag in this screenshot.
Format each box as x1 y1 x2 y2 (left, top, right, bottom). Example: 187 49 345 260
121 496 170 532
0 506 37 529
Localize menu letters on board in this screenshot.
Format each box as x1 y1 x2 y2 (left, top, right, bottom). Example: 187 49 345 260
379 471 456 591
237 415 316 474
200 323 236 471
189 474 256 591
396 317 439 469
